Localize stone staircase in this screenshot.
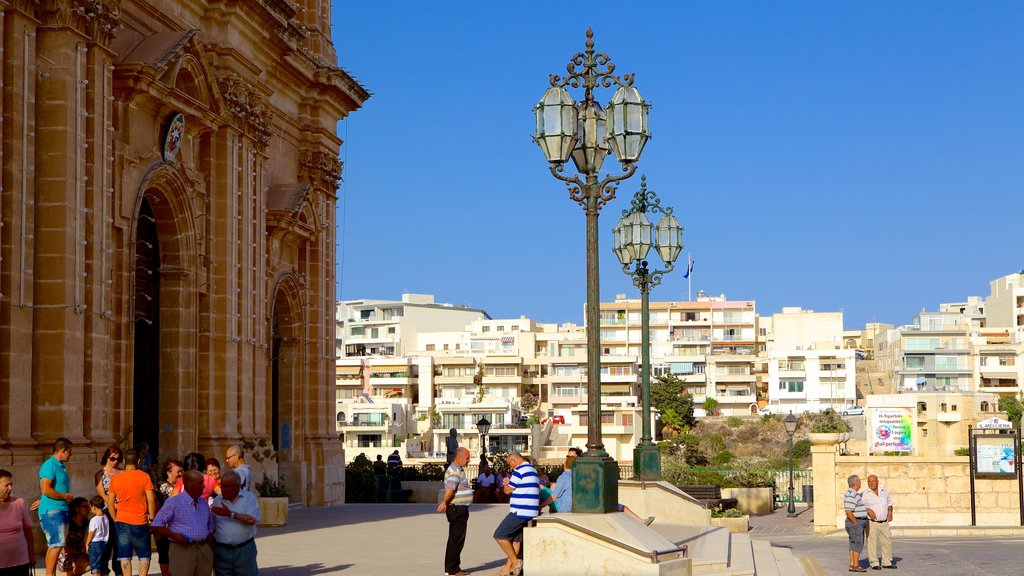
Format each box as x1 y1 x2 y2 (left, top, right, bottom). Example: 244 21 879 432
651 524 806 576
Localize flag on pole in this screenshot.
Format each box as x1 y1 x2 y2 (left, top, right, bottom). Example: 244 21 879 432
683 255 694 279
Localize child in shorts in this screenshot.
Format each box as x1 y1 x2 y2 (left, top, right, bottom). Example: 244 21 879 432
86 495 112 575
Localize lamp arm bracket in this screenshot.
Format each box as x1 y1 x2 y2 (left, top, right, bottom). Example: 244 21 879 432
595 162 637 211
550 164 587 207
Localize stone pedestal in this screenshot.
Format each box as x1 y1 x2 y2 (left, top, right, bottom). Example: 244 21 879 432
258 497 289 527
633 442 661 481
811 442 840 532
572 455 619 513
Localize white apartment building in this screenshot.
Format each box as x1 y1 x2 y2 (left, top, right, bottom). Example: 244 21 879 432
764 307 856 413
595 293 760 416
972 328 1024 398
876 309 972 393
986 272 1024 330
334 356 422 462
335 293 489 357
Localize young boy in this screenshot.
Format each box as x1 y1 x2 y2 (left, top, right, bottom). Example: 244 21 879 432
86 495 112 575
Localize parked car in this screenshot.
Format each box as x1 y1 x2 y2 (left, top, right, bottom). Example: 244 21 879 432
842 405 865 416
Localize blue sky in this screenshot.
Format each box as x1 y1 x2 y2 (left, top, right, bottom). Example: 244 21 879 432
331 2 1023 329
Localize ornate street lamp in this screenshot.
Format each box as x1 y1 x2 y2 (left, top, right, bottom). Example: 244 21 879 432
613 176 682 480
534 28 650 514
784 412 798 516
476 416 491 459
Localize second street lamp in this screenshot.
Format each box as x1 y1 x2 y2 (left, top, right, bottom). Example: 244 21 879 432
784 412 798 516
534 28 650 513
476 417 491 460
613 176 683 480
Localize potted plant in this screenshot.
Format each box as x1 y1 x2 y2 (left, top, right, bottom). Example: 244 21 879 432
242 437 290 526
710 506 749 533
808 409 852 446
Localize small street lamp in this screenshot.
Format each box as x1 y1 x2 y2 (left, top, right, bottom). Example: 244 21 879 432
612 176 682 481
476 416 491 459
784 412 798 516
534 28 650 514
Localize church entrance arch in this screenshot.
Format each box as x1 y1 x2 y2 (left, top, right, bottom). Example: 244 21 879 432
131 165 199 461
270 275 303 501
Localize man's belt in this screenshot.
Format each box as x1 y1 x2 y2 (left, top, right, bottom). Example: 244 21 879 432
870 519 888 523
215 537 255 550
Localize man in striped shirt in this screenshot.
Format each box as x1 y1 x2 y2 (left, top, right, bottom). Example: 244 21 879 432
492 452 538 576
844 474 869 572
437 447 472 576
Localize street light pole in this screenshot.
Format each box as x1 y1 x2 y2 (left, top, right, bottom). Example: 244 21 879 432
534 28 650 513
784 412 798 516
613 177 683 480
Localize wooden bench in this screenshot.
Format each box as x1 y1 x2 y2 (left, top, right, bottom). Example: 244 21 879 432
678 484 738 510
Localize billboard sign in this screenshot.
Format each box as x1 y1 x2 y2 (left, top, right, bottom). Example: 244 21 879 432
870 407 913 453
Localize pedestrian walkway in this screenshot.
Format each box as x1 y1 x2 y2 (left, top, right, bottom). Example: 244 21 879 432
748 504 815 535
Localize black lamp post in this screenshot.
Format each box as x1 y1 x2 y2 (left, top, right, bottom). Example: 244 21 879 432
612 176 682 481
534 28 650 514
784 412 798 516
476 417 491 459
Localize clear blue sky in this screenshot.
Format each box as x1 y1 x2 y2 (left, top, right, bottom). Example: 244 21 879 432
331 2 1024 330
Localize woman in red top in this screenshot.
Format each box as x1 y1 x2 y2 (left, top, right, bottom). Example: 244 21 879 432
173 453 220 500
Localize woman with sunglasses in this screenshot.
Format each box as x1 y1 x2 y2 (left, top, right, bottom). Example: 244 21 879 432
93 446 123 576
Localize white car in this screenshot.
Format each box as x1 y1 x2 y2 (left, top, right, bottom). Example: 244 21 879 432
842 405 865 416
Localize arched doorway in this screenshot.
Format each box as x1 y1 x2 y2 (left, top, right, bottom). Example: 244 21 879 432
270 277 302 500
133 199 161 459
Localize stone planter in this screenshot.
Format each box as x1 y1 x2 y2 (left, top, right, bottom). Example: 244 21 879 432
711 515 749 533
808 432 842 446
257 496 289 527
721 487 774 515
402 480 444 503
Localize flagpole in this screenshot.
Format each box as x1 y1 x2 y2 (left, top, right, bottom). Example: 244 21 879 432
687 252 692 302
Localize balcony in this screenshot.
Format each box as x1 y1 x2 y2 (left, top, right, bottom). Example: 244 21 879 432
600 318 627 326
712 373 753 383
936 412 962 423
979 380 1021 393
718 394 756 404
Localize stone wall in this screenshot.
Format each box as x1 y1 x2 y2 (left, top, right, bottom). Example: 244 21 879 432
812 444 1022 531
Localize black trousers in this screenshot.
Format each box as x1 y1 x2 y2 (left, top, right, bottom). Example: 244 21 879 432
445 505 470 574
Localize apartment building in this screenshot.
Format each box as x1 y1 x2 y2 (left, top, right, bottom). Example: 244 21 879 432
596 293 759 416
335 294 489 357
972 329 1024 398
876 309 972 393
764 308 857 414
986 272 1024 330
334 357 423 462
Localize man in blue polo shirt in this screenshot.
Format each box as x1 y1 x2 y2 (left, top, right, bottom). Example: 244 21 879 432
492 452 538 576
39 437 74 576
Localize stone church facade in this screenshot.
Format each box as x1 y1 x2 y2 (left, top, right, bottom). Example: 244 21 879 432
0 0 367 505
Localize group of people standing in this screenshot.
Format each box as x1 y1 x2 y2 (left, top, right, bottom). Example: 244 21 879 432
438 447 650 576
844 473 897 572
0 438 261 576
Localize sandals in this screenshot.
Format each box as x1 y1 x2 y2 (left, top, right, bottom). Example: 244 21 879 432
850 567 867 573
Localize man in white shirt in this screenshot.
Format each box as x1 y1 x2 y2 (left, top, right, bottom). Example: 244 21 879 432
861 474 896 570
210 471 260 575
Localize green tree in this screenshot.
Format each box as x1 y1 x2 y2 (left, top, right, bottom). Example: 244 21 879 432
998 394 1024 428
652 374 696 435
702 397 719 416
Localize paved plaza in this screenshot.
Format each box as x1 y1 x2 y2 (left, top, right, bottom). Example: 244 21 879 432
242 503 1024 576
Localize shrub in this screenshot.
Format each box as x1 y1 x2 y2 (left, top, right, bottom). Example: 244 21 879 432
662 459 729 487
418 462 446 481
953 447 970 456
809 409 851 433
726 416 744 428
711 451 735 465
792 439 811 461
711 506 746 518
728 460 776 488
344 461 377 503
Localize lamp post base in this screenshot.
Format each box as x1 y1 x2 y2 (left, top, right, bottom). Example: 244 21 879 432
572 455 619 513
633 442 661 481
